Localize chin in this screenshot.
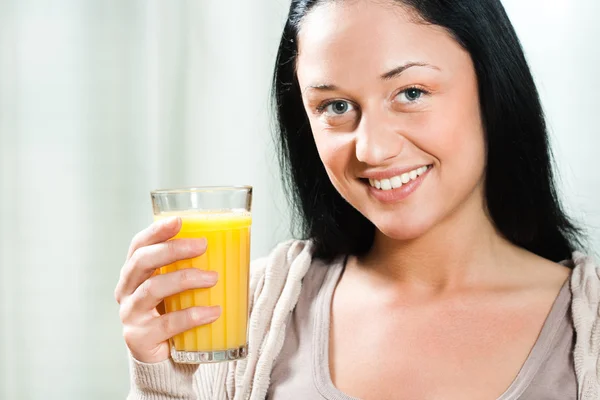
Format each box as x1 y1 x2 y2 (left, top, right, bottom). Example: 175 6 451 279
371 214 437 242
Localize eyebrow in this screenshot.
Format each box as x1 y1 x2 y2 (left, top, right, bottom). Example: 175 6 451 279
380 62 439 80
306 83 339 92
305 62 439 92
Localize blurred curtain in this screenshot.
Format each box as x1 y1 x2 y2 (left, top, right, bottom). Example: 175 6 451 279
0 0 291 398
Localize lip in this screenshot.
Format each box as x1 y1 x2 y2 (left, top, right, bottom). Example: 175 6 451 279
361 164 432 180
364 165 432 203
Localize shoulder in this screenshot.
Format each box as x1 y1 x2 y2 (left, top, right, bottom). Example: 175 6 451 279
248 239 343 309
569 252 600 335
569 252 600 396
250 239 314 285
248 240 316 310
569 252 600 304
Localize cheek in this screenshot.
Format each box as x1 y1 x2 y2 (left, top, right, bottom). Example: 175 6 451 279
311 128 363 201
418 95 486 177
431 122 485 166
312 127 353 175
424 114 487 225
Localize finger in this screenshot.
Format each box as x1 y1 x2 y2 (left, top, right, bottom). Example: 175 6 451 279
127 217 182 260
122 269 218 318
115 238 207 302
151 306 221 344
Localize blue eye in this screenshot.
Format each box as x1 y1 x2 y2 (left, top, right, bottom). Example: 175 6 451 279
323 100 354 115
396 88 426 103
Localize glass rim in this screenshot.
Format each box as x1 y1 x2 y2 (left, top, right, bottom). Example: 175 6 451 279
151 185 252 195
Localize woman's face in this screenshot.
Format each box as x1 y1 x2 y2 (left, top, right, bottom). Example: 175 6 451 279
296 0 487 241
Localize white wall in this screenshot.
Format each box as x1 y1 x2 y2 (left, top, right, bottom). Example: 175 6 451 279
502 0 600 254
0 0 597 399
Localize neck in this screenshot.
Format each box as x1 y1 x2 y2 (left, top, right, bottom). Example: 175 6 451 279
359 191 518 291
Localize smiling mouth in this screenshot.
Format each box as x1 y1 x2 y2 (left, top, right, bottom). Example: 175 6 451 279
362 165 432 191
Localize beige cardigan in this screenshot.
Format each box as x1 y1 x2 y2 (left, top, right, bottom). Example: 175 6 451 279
128 240 600 400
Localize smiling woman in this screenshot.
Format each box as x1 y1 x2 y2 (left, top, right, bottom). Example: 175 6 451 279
278 0 582 262
120 0 600 399
295 2 490 245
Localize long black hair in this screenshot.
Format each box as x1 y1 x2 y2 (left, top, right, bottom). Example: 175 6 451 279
272 0 583 263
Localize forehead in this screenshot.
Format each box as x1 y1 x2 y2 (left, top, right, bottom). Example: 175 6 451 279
296 0 462 83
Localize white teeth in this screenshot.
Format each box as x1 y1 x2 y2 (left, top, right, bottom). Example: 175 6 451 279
368 165 430 191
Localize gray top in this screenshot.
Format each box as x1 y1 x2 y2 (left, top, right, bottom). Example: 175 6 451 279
267 257 577 400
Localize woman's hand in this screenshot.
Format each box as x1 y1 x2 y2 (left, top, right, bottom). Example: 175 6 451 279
114 217 221 364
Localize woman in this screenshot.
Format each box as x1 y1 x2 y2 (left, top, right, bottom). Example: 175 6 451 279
115 0 600 399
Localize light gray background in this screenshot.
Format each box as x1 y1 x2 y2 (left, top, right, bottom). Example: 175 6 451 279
0 0 597 398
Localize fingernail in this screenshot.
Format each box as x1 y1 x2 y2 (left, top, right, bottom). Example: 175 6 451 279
161 216 179 227
190 238 207 253
205 270 218 283
209 305 222 317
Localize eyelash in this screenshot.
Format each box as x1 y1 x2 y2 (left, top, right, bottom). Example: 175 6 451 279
315 100 349 114
315 86 430 114
396 86 430 101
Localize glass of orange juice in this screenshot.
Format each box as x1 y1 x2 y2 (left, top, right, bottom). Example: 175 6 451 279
150 186 252 364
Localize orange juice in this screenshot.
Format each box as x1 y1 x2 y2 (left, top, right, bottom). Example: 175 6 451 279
154 211 251 357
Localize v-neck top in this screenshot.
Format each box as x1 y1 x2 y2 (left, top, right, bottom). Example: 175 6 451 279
267 257 577 399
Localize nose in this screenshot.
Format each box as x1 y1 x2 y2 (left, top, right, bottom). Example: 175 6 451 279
355 114 404 165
